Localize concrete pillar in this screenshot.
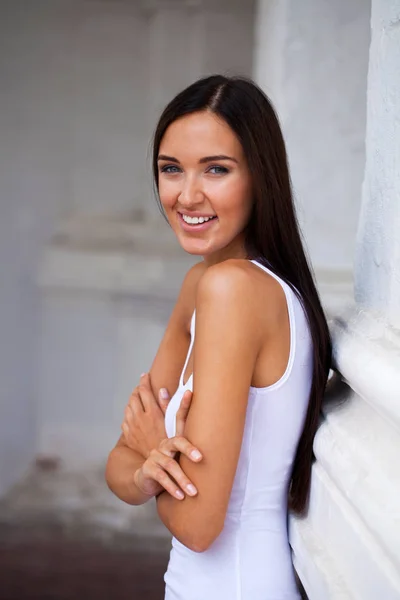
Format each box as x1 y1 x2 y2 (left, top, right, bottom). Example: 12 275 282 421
254 0 371 314
289 1 400 597
354 0 400 330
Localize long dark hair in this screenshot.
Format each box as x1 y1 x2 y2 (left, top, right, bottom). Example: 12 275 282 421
152 75 332 515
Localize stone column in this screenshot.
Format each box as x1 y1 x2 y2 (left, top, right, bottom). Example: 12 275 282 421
289 1 400 598
354 0 400 330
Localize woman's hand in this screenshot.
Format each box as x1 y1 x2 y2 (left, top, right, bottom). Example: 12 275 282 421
122 372 194 458
122 372 169 459
134 435 202 500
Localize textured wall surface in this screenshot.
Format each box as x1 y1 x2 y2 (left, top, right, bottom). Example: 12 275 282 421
355 0 400 329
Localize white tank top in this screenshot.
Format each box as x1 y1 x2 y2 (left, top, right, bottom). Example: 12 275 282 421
164 259 313 600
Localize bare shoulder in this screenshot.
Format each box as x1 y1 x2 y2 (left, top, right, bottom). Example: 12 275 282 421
197 258 254 298
196 259 287 328
182 260 208 293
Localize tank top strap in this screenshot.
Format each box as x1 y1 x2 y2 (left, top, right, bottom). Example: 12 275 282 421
250 259 298 382
179 309 196 388
249 259 290 291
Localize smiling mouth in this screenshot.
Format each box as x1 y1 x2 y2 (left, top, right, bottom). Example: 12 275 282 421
179 213 217 225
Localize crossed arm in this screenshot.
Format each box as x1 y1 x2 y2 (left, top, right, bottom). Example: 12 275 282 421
156 261 262 552
107 260 264 552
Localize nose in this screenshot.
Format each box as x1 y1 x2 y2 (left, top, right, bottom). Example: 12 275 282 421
178 174 204 209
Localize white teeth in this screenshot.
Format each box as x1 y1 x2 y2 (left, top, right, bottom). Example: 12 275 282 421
181 214 216 225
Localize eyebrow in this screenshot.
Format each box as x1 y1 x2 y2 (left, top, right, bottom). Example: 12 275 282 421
157 154 238 164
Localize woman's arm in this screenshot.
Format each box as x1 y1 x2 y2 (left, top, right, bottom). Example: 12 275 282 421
156 260 282 552
105 262 205 506
105 441 151 505
106 428 203 505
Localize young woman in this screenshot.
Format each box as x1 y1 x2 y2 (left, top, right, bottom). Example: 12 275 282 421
106 75 331 599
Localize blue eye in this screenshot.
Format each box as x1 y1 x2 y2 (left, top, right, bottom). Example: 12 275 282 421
208 165 229 175
160 164 181 174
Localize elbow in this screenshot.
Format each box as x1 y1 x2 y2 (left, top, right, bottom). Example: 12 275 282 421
157 493 224 552
179 523 223 553
186 539 212 554
104 450 118 496
104 448 131 503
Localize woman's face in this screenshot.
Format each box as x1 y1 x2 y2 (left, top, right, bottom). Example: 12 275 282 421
157 111 253 263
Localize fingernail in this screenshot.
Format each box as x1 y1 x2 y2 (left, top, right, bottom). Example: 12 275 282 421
160 388 169 400
140 372 147 377
175 490 184 499
190 450 202 460
186 484 197 496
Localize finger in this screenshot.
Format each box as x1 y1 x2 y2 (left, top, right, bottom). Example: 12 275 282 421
124 404 135 425
151 450 198 497
128 389 143 415
158 387 170 414
138 373 159 412
143 456 186 500
175 390 193 436
160 436 202 462
121 405 134 436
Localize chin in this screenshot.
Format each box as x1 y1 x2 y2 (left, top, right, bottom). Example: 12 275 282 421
180 241 211 256
177 232 238 258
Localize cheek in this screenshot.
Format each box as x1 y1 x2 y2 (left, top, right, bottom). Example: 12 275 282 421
218 178 252 222
158 181 176 211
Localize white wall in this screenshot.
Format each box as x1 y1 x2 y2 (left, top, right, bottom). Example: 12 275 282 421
68 1 150 218
0 1 77 494
354 0 400 329
0 0 161 488
254 0 370 272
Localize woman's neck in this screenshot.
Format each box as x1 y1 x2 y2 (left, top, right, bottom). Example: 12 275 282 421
202 236 248 267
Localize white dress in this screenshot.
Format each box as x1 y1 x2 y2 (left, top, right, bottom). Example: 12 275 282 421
164 259 313 600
